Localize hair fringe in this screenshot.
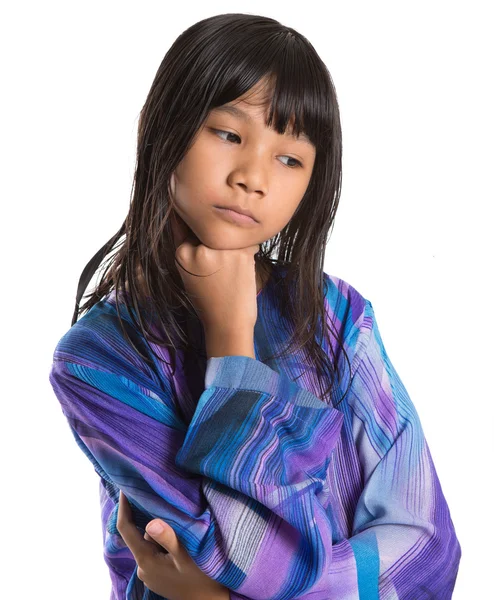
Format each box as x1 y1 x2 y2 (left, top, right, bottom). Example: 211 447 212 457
72 13 352 409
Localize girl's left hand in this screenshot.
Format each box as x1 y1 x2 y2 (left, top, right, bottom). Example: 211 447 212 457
116 490 230 600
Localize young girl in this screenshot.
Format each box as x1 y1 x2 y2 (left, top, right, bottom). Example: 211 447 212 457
49 12 461 600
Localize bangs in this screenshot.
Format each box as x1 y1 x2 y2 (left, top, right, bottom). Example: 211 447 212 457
206 32 333 151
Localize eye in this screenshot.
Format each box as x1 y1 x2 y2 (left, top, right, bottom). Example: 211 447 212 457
212 129 241 144
278 155 303 168
210 129 303 169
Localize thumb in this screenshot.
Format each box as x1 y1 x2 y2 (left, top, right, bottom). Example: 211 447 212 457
146 520 182 557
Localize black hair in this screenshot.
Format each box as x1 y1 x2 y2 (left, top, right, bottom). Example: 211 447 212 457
72 13 351 408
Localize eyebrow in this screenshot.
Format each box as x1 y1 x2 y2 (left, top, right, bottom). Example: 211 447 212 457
211 105 313 146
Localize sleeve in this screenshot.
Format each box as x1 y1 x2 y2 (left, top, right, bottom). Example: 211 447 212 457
48 325 346 600
322 300 462 599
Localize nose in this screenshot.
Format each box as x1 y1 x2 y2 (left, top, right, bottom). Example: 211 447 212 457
234 181 265 196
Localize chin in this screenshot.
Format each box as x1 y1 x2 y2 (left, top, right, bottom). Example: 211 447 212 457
200 229 253 249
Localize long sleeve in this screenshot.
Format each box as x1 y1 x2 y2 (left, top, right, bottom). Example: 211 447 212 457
49 291 461 599
49 322 345 600
320 300 462 599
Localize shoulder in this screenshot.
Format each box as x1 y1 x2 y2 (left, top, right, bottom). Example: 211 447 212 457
51 294 162 391
322 271 374 379
322 271 368 321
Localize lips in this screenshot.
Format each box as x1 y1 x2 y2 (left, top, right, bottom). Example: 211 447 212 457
214 205 258 222
213 206 259 226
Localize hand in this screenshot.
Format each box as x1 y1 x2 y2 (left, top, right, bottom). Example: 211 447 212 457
169 173 260 335
116 490 230 600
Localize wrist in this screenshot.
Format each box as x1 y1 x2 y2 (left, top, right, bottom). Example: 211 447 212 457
205 328 255 359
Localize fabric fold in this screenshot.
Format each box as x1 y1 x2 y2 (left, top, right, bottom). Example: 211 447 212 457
48 272 461 599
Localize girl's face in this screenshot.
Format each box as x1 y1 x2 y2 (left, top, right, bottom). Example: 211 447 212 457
170 80 317 254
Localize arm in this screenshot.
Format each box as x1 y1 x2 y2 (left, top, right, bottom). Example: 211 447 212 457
177 301 462 599
319 300 462 599
49 323 344 600
49 295 461 599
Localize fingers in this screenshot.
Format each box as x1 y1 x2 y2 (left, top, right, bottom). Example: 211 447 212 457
145 520 186 562
144 531 169 553
116 490 150 564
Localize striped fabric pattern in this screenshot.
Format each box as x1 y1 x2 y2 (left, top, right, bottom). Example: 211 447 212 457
48 268 461 599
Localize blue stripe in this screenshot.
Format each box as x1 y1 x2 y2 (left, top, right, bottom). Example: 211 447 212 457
349 530 380 599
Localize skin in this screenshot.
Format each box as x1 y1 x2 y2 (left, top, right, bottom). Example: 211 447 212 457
170 76 316 293
117 490 229 600
119 77 317 597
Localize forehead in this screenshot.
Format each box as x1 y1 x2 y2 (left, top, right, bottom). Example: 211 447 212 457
210 103 312 146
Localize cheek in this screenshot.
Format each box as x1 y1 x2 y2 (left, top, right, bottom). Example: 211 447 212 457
172 181 219 224
263 209 295 237
275 197 305 230
179 161 225 205
187 137 224 174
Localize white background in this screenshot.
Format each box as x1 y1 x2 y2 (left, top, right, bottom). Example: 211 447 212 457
2 1 491 598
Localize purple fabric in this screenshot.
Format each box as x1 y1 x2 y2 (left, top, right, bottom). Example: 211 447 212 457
48 268 461 599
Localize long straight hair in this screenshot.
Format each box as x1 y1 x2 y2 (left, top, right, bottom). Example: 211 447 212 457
72 13 351 408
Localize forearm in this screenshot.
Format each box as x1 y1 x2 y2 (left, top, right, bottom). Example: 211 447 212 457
205 328 255 359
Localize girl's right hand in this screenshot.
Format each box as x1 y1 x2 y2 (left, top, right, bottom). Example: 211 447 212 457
170 207 260 335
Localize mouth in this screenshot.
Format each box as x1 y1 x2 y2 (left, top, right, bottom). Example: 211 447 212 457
214 205 258 222
213 206 259 226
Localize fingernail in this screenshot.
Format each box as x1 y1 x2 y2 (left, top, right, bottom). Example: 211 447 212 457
147 521 164 535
